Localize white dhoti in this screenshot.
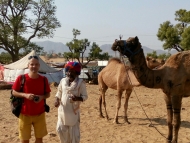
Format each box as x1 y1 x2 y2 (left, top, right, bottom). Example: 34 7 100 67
56 118 80 143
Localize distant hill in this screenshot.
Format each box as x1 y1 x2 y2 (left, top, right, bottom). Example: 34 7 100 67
0 41 70 53
35 41 70 53
0 41 178 56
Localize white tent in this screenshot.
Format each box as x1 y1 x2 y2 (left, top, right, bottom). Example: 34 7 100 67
4 50 58 73
79 68 93 79
3 50 63 84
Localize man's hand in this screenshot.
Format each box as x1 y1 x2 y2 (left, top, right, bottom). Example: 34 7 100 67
54 98 60 107
24 94 45 103
24 93 35 100
71 95 83 102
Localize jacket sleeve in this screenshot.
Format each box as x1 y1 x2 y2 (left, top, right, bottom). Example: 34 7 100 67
55 78 63 99
80 80 88 101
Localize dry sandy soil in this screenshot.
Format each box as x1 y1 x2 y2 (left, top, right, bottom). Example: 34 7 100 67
0 84 190 143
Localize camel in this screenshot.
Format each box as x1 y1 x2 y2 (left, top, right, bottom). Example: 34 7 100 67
98 57 163 124
146 56 165 69
111 36 190 143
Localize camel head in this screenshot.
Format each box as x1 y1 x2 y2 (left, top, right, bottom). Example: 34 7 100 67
145 57 166 69
112 36 142 60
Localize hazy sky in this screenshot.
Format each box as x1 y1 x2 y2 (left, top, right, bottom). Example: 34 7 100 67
32 0 190 50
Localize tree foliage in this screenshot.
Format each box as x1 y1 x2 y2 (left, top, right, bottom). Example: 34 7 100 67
63 28 111 68
0 51 12 64
147 51 158 59
157 9 190 52
0 0 61 62
147 51 171 60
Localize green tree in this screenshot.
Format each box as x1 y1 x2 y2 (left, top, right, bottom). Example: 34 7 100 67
0 52 12 64
0 0 61 62
147 51 171 60
147 51 158 59
98 52 111 60
88 42 102 61
157 53 171 60
157 9 190 52
63 28 110 68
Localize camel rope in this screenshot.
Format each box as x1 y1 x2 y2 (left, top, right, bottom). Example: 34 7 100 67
120 56 168 141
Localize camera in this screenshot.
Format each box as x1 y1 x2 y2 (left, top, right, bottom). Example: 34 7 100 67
33 96 39 102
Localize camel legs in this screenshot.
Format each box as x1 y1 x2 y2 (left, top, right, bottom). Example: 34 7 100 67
99 86 108 119
164 94 182 143
123 89 132 124
99 94 104 118
113 90 123 124
171 95 182 143
164 94 173 142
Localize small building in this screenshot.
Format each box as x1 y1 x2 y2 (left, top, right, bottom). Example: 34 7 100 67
98 61 108 66
97 60 108 72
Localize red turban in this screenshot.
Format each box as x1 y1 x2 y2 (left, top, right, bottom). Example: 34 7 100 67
65 62 81 75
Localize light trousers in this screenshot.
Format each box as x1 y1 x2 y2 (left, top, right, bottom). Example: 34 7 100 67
56 119 80 143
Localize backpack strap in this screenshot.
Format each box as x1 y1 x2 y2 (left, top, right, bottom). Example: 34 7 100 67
43 77 50 113
10 74 25 97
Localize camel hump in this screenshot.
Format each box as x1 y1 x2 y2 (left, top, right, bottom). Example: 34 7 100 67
108 57 122 65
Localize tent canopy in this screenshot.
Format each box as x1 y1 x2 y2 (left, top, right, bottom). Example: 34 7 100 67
4 50 58 73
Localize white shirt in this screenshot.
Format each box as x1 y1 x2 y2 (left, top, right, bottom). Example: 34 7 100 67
55 77 88 126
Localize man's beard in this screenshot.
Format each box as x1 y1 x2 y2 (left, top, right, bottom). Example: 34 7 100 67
68 74 76 81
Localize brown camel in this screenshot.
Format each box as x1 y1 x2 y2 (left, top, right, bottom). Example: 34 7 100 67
111 36 190 143
146 56 165 69
98 57 163 124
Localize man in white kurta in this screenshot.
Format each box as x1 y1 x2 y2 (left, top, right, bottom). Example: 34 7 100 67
55 62 88 143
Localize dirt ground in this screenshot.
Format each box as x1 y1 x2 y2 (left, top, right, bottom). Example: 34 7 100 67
0 84 190 143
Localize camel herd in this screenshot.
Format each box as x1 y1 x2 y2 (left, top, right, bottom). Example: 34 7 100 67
106 36 190 143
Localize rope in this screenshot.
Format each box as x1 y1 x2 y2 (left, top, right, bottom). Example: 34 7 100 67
120 56 168 141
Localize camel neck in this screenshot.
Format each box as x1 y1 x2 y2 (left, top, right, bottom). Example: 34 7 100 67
129 51 162 89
